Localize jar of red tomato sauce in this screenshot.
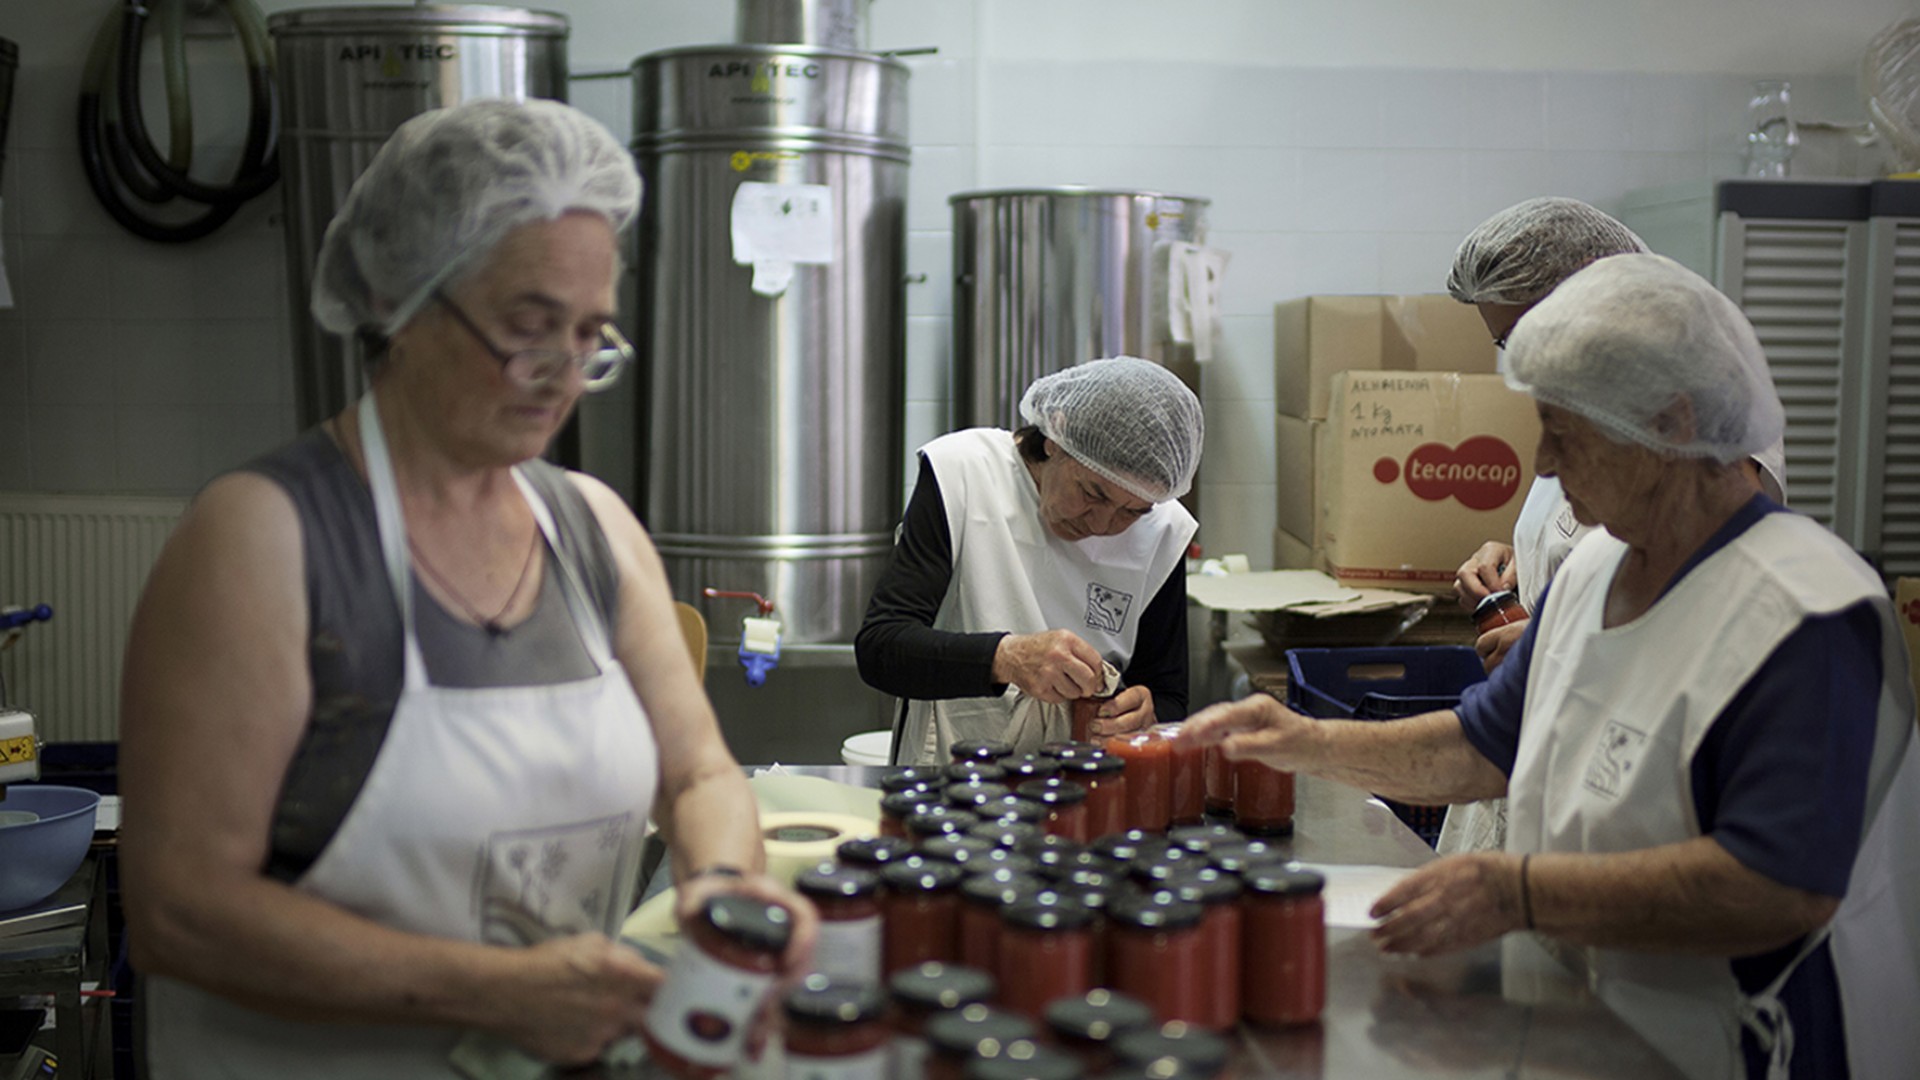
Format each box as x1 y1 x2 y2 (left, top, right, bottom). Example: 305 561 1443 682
837 835 916 871
967 820 1046 851
1241 867 1326 1027
1056 753 1128 841
783 975 890 1080
887 962 997 1080
1105 891 1207 1028
945 781 1015 813
880 766 949 796
880 857 967 974
1154 723 1207 826
1103 731 1172 833
1233 758 1295 836
1015 777 1090 843
907 807 983 846
1001 754 1062 784
1070 693 1115 743
994 898 1094 1021
1203 745 1234 817
882 790 945 840
962 1043 1085 1080
924 1006 1037 1080
1110 1022 1232 1080
957 871 1046 973
795 863 883 985
1165 869 1244 1032
1044 988 1154 1076
643 894 792 1079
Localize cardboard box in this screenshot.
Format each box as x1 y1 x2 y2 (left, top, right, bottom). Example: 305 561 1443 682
1275 413 1319 544
1318 372 1539 594
1274 295 1498 421
1273 526 1317 571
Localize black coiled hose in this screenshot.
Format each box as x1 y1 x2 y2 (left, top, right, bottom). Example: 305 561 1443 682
76 0 279 244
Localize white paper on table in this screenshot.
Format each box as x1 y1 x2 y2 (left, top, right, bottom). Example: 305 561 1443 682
1294 861 1418 929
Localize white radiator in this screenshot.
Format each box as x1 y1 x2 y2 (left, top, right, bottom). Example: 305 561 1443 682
0 494 188 743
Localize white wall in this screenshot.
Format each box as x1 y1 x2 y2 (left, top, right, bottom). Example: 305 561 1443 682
0 0 1899 564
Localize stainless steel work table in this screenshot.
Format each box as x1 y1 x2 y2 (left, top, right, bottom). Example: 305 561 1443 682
602 767 1683 1079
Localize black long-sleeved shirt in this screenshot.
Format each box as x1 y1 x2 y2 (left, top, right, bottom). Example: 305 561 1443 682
855 455 1188 719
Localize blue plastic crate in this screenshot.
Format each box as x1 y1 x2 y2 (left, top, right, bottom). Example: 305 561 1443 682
1285 646 1487 721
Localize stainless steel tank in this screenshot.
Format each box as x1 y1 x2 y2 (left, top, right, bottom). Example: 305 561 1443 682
949 187 1210 430
269 5 569 427
735 0 871 50
631 45 909 645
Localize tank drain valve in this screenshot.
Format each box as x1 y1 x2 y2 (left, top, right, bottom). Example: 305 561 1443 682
702 589 782 687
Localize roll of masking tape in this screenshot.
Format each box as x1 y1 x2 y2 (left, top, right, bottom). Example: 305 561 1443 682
760 811 878 884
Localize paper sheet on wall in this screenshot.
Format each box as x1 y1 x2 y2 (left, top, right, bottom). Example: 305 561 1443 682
730 181 835 298
1294 861 1417 929
0 199 13 309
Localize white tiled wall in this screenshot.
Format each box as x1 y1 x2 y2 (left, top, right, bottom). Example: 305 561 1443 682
0 0 1878 569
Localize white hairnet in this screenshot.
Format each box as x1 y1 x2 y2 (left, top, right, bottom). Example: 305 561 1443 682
1019 356 1204 503
1504 254 1785 464
1447 197 1649 305
312 98 641 340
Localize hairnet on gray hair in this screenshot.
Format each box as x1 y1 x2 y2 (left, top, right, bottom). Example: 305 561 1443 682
1446 197 1649 306
311 98 642 341
1019 356 1204 503
1503 254 1785 464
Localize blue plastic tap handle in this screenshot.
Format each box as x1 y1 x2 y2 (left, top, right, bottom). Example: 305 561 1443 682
0 605 52 630
737 643 780 687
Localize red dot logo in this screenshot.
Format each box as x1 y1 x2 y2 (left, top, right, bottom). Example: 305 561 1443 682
1373 457 1400 484
1393 437 1525 511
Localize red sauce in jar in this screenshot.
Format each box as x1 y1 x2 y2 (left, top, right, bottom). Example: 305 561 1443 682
1203 746 1234 817
1070 695 1113 743
883 790 944 840
957 871 1045 974
1166 870 1244 1032
1103 732 1172 833
1057 754 1128 841
1014 778 1090 843
1241 868 1326 1027
1234 759 1295 836
643 895 792 1079
880 857 966 975
1473 589 1529 635
1156 724 1206 826
995 898 1095 1021
783 976 891 1076
1104 892 1207 1028
796 864 883 985
887 962 997 1080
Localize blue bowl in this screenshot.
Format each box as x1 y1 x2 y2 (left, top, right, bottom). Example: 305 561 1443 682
0 785 101 912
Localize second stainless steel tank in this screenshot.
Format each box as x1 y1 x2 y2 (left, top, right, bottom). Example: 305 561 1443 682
631 45 909 645
950 187 1210 430
270 4 569 427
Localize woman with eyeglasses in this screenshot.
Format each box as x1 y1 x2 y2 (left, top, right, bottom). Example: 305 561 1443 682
118 99 816 1078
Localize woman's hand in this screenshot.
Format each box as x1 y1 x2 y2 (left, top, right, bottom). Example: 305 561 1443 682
1474 620 1528 673
1369 853 1527 958
993 630 1107 703
492 933 663 1066
1453 542 1518 613
1176 694 1318 770
1087 684 1155 736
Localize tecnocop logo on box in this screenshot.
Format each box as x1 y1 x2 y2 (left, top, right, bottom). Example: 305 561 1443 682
1371 436 1523 511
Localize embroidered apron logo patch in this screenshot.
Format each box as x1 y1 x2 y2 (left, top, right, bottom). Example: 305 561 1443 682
1086 583 1135 633
473 812 632 945
1582 720 1649 799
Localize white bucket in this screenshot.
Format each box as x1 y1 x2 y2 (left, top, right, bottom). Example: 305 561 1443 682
840 730 892 767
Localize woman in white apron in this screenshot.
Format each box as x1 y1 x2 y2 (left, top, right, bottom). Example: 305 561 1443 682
856 358 1202 765
119 101 814 1079
1436 198 1787 858
1184 254 1919 1079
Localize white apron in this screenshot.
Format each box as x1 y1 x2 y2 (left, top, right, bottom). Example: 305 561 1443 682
894 430 1195 765
1505 513 1918 1080
144 393 661 1079
1511 476 1595 615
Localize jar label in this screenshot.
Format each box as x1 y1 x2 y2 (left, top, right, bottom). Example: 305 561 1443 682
643 940 776 1067
788 1045 888 1080
814 914 882 983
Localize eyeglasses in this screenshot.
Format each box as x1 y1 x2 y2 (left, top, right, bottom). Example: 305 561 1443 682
434 291 633 392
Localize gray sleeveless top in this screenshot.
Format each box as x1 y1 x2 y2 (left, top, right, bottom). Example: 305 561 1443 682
241 429 622 882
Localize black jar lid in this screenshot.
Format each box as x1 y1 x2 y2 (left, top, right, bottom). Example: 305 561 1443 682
908 806 983 840
784 974 887 1026
883 789 944 820
973 849 1042 877
1015 833 1089 862
977 795 1047 825
1105 890 1202 931
1041 740 1104 761
1036 848 1123 881
922 834 999 866
968 820 1047 850
837 835 916 868
880 855 967 894
701 893 794 952
1111 1023 1231 1078
1167 823 1243 852
1016 777 1088 807
879 765 950 794
946 781 1015 810
1245 866 1326 897
1002 896 1092 933
890 961 997 1012
963 1043 1085 1080
1205 839 1286 876
926 1004 1039 1059
1162 867 1243 906
1057 753 1126 777
946 761 1010 785
795 862 880 901
1090 829 1156 862
1127 846 1204 884
961 870 1048 908
951 739 1015 763
1001 753 1062 782
1045 988 1155 1044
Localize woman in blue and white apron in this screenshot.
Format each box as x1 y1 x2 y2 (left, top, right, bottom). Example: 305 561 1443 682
856 357 1202 766
119 100 816 1079
1185 254 1920 1080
